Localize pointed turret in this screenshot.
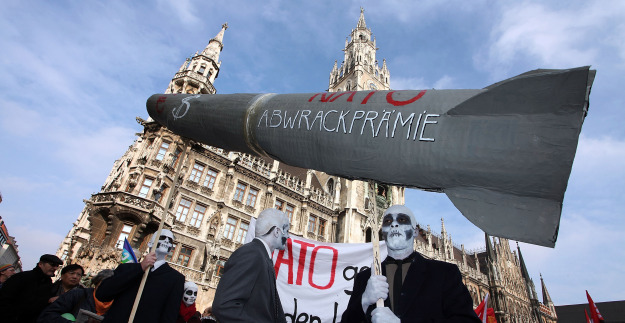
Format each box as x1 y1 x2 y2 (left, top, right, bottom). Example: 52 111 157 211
202 22 228 61
178 58 190 72
357 7 367 28
165 23 227 95
485 233 497 260
517 242 544 323
517 242 532 288
540 274 554 305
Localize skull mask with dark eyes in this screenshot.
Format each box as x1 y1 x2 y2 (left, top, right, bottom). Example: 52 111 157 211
148 229 175 259
183 281 198 306
381 205 417 260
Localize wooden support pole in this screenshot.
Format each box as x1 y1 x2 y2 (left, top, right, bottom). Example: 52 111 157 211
367 180 385 308
128 140 189 322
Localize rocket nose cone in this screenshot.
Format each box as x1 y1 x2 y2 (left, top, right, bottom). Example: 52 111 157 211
146 94 168 125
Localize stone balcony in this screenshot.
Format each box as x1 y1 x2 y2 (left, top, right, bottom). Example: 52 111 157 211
90 191 171 225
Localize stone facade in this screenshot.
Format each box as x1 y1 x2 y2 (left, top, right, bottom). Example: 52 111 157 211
56 9 557 322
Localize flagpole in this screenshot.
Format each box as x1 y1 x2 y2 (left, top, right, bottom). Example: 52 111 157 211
128 139 189 323
367 180 385 308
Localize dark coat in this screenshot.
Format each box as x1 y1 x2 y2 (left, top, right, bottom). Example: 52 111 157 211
213 238 286 323
0 265 53 323
37 287 96 323
341 252 481 323
49 280 84 297
96 262 185 323
176 311 202 323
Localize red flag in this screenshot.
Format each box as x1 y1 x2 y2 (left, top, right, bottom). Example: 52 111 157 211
486 308 497 323
585 308 591 323
475 293 498 323
475 293 488 323
586 290 605 323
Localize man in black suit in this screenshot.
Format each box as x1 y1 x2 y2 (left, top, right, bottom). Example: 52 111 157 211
341 205 481 323
213 208 290 323
96 229 185 322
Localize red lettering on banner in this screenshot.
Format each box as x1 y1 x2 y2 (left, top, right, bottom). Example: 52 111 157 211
308 93 338 102
274 239 294 283
386 90 427 106
308 246 338 290
360 91 377 104
293 239 315 285
156 96 167 114
329 91 357 102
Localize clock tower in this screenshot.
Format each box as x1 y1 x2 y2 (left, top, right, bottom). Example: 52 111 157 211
328 8 390 92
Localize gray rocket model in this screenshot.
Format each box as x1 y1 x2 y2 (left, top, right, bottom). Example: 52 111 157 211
147 66 595 247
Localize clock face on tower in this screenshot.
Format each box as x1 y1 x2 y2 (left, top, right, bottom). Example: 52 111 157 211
369 83 377 90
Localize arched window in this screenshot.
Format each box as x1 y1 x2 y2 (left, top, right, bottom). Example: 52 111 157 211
327 178 335 196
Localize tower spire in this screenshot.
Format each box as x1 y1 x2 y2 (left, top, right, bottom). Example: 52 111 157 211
202 22 228 60
517 242 544 323
328 8 389 92
165 23 227 95
540 273 554 305
357 7 367 28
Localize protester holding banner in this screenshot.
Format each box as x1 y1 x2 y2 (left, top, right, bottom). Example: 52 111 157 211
213 208 290 323
341 205 481 322
96 229 185 322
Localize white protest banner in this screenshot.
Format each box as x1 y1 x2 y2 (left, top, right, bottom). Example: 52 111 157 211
272 236 387 323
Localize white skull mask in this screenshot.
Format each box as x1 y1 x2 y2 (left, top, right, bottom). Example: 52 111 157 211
183 281 198 306
256 208 290 251
381 205 416 259
148 229 175 258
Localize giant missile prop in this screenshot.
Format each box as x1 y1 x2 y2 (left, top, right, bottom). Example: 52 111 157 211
147 66 595 247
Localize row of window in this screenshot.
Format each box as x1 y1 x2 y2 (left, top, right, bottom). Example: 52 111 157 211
175 198 207 228
234 182 259 208
307 215 327 236
223 216 249 244
137 175 329 238
189 162 218 189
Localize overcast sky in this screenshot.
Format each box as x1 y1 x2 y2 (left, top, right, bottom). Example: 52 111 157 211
1 0 623 306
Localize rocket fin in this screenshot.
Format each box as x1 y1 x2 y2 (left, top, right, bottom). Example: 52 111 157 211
449 66 593 116
445 187 560 247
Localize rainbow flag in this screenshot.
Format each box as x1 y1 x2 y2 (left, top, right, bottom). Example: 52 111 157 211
121 238 138 263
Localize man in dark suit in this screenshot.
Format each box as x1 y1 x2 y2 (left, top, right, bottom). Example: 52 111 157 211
341 205 481 323
96 229 185 322
213 208 290 323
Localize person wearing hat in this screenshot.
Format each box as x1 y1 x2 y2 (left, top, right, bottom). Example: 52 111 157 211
0 254 63 323
0 263 17 289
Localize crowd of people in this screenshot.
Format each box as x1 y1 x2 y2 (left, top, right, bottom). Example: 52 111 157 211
0 205 481 322
0 237 218 323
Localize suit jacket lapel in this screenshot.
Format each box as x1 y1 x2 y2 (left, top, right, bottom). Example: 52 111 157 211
399 252 426 316
255 239 281 322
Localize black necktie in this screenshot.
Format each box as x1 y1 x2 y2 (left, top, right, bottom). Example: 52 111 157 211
390 254 414 315
393 259 403 314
